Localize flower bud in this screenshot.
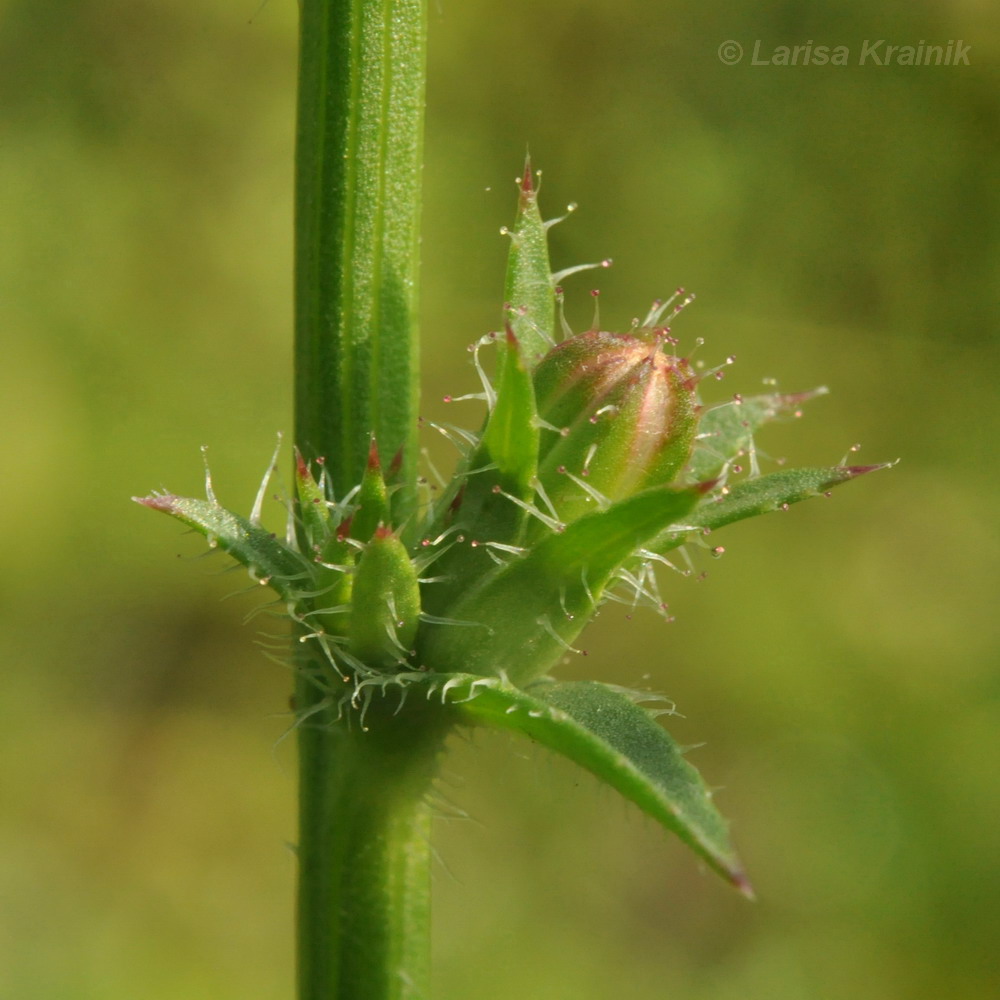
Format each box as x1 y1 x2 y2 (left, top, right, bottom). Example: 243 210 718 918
532 329 698 525
348 527 421 670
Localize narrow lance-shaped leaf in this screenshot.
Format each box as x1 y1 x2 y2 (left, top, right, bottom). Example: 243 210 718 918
429 160 546 542
687 389 829 483
417 484 705 683
652 464 891 554
430 673 750 895
133 494 309 601
503 157 556 366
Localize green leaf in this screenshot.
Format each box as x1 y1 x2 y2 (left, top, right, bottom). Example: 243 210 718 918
654 464 891 554
535 484 703 576
503 158 556 366
688 389 828 482
417 485 704 683
432 673 750 894
482 328 539 495
133 494 308 601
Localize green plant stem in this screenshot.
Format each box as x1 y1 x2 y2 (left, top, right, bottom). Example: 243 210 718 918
293 1 429 997
294 0 425 507
296 702 447 1000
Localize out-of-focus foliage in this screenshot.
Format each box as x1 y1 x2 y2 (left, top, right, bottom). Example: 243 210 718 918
0 1 996 998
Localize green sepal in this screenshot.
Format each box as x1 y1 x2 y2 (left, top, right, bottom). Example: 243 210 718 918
294 448 334 550
133 494 308 601
417 484 703 683
349 527 422 669
687 389 828 483
482 327 539 495
654 464 890 554
503 157 556 366
420 331 539 618
293 449 355 623
430 673 750 895
308 529 355 641
351 438 391 543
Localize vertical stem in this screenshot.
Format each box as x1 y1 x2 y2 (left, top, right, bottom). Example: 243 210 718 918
295 704 445 1000
293 1 429 998
295 0 425 513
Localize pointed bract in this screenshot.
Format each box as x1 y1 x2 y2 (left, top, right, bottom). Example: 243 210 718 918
503 156 557 365
437 673 750 894
418 485 703 684
133 494 308 601
349 527 422 670
654 463 892 554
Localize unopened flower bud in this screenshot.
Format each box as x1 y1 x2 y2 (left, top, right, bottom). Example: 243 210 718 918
532 329 698 525
348 527 421 670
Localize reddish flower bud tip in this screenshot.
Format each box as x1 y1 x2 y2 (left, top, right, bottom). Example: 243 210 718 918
336 513 354 541
373 524 395 541
367 436 381 471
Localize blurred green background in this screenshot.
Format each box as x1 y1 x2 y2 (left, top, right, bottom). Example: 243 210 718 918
2 1 998 997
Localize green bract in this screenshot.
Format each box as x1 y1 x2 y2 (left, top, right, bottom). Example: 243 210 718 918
349 527 422 670
135 161 888 894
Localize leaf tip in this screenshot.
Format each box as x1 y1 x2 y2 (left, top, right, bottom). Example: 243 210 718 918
786 385 829 404
839 459 897 480
520 154 534 194
731 868 756 901
133 493 178 513
294 446 310 480
518 154 539 211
